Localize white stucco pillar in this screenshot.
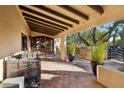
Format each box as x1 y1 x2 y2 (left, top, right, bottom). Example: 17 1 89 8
60 35 66 61
0 58 4 81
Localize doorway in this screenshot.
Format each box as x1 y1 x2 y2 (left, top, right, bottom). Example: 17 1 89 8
21 33 27 51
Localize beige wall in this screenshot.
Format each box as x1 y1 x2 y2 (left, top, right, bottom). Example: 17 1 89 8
76 48 91 60
97 66 124 88
0 6 30 58
76 47 108 61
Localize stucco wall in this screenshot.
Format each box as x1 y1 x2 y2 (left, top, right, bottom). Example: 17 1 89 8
76 47 108 61
97 66 124 88
0 5 30 58
0 59 4 81
76 48 91 60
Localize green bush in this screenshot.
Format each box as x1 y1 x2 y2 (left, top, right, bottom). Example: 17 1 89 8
67 42 76 56
91 42 108 62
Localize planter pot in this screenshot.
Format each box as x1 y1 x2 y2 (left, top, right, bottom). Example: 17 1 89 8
91 61 104 76
68 54 75 62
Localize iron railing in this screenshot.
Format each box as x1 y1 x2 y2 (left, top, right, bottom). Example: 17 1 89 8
108 45 124 62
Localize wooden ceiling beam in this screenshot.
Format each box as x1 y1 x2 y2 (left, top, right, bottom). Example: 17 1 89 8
32 5 79 24
27 21 62 33
58 5 89 20
19 5 73 27
25 17 64 31
29 24 59 36
22 12 68 30
31 28 57 36
29 25 60 35
87 5 104 14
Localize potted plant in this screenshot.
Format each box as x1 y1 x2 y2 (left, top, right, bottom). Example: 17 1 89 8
91 42 107 76
67 42 76 62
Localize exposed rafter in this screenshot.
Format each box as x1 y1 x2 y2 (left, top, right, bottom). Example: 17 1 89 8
27 21 62 33
58 5 89 20
30 28 58 36
19 5 73 27
87 5 104 14
32 5 79 24
28 23 60 35
25 17 64 31
22 13 69 30
29 24 60 36
17 5 110 37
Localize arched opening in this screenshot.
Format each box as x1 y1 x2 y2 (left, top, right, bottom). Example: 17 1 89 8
31 36 54 55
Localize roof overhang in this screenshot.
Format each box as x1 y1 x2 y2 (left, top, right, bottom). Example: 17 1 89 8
18 5 124 38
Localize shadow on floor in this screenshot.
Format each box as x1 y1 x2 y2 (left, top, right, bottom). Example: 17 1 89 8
41 58 56 62
41 70 105 88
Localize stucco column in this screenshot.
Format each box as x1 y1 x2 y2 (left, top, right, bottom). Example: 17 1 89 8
60 35 66 61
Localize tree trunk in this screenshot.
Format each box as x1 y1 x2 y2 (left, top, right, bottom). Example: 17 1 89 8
77 32 90 46
91 27 97 44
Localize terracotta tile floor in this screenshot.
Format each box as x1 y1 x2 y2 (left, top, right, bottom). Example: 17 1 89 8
40 55 105 88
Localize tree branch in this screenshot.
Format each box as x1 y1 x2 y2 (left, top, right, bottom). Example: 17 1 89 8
89 30 93 36
91 27 97 44
77 32 90 46
97 22 119 42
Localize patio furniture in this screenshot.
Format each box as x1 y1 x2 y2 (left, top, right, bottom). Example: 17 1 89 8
2 76 24 88
0 83 19 88
5 52 41 88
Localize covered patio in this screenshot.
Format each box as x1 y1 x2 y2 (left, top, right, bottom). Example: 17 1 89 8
41 55 105 88
0 5 124 88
